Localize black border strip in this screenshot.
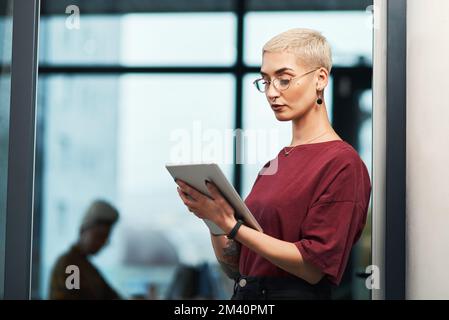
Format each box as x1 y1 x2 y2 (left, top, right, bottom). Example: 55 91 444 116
37 65 370 75
37 0 372 15
4 0 40 299
385 0 406 300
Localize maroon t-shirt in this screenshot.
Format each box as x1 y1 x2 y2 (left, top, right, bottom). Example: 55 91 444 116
240 140 371 285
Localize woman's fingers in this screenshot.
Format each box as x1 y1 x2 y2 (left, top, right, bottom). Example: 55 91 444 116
177 187 189 203
205 180 221 199
176 179 235 220
177 187 201 215
205 181 234 214
176 180 203 202
177 187 194 206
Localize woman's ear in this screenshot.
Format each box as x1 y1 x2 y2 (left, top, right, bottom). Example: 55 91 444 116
316 67 329 91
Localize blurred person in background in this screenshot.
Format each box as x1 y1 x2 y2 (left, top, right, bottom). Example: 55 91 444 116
49 199 121 300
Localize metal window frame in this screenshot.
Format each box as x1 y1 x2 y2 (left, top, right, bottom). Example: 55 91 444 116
4 0 40 299
372 0 407 301
38 0 373 15
384 0 406 300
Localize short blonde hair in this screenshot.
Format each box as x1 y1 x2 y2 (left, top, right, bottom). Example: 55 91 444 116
263 28 332 73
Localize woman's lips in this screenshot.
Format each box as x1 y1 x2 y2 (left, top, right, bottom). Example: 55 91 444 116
271 105 286 111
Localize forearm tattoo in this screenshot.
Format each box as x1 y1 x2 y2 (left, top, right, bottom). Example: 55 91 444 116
224 238 241 258
218 260 241 280
218 238 241 280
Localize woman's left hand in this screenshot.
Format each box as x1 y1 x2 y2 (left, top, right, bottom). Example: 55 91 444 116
175 179 237 234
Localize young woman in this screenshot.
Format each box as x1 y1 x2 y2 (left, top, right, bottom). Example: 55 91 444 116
175 28 371 300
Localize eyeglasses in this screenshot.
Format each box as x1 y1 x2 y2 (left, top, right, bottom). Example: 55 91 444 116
253 68 320 93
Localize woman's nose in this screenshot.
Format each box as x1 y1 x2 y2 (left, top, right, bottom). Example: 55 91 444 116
266 83 280 100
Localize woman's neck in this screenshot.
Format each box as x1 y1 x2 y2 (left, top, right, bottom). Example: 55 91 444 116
290 103 338 146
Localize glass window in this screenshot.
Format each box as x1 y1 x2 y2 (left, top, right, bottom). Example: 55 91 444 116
39 13 236 66
244 11 373 67
352 88 372 300
120 13 236 66
36 74 235 299
34 6 373 301
358 89 373 175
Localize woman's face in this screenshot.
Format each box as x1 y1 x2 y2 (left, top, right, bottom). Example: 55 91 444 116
260 51 325 121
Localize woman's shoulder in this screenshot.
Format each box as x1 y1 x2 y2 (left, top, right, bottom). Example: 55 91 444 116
314 141 371 204
333 140 361 160
319 140 368 172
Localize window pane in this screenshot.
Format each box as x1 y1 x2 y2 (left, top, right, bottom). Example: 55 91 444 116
244 11 373 67
358 89 373 175
35 74 235 299
241 74 291 199
121 14 236 66
39 13 236 66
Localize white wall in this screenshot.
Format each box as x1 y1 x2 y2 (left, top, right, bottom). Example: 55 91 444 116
406 0 449 299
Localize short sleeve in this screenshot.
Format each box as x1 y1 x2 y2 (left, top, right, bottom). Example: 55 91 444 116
294 162 369 285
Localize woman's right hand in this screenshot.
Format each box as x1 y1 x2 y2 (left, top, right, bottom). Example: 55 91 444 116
175 179 237 234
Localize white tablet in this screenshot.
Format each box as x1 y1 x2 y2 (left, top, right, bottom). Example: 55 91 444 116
166 163 263 236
